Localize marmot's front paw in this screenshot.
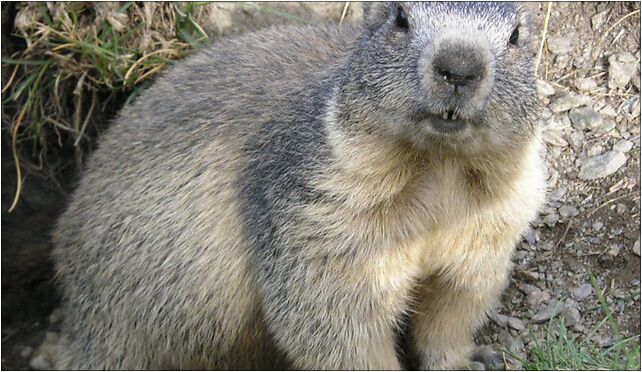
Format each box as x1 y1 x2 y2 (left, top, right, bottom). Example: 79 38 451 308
467 346 506 371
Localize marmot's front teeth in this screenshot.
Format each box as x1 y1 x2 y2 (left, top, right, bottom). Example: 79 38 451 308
441 111 458 121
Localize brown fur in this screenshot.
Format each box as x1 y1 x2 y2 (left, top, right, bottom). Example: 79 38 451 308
52 3 545 370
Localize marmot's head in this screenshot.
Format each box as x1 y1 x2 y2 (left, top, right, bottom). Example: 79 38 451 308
335 2 539 156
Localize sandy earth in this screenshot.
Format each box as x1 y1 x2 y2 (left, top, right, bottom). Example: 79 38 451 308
1 2 640 370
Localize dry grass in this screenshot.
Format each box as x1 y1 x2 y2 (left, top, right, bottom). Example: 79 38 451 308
2 2 221 211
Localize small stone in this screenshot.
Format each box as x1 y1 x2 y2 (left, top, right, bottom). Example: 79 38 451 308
523 228 538 245
633 239 640 257
564 298 579 309
527 289 550 307
20 346 33 358
623 95 641 118
543 129 569 147
607 244 621 257
547 35 573 55
517 270 539 282
29 355 51 370
578 151 627 180
591 10 609 30
536 79 556 96
613 140 633 153
539 241 554 251
491 312 509 327
592 335 614 348
612 288 627 299
616 203 627 214
559 205 579 218
593 221 604 231
572 283 594 301
587 144 604 157
594 119 616 134
608 53 638 89
551 93 591 113
543 213 559 227
563 307 582 329
532 300 564 323
599 105 618 117
508 317 525 332
568 131 585 148
569 107 603 130
549 187 567 201
574 77 598 92
498 329 525 354
565 257 585 273
590 236 603 245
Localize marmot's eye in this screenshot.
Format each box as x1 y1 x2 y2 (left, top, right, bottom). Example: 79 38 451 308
394 6 409 32
509 26 520 46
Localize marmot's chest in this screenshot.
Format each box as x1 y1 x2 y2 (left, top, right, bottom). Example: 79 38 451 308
387 138 546 281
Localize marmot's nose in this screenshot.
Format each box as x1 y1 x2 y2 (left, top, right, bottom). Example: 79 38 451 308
432 44 486 94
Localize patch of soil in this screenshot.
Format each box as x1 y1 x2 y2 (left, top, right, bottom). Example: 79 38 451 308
477 1 641 364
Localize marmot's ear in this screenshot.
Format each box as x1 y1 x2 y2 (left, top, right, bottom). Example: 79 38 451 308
362 2 391 32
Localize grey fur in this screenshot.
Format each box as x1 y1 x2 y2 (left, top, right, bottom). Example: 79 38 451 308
53 2 545 369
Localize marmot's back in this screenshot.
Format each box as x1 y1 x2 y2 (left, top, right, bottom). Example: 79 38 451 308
52 24 358 369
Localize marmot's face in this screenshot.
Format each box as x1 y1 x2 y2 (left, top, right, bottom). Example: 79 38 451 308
354 2 539 155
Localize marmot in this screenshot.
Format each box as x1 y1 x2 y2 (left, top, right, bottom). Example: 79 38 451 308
52 2 546 369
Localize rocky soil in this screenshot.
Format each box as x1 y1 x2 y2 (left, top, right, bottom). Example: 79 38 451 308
2 2 640 370
476 1 641 367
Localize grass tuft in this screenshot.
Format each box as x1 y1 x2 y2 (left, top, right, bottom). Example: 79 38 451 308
517 276 641 370
2 2 218 210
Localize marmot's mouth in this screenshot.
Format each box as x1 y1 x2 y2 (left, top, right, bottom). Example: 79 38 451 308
430 110 468 133
410 109 470 134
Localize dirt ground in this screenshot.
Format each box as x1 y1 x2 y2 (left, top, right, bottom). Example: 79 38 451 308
1 2 640 370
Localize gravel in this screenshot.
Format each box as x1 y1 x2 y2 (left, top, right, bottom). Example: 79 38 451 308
563 307 583 330
543 213 560 227
547 35 574 54
591 10 609 30
559 205 580 218
507 317 526 332
478 3 639 364
523 288 551 307
536 79 556 96
572 283 594 301
608 52 639 89
578 151 627 180
532 300 565 324
569 107 603 130
574 77 598 92
550 92 592 113
613 139 634 153
543 129 570 147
